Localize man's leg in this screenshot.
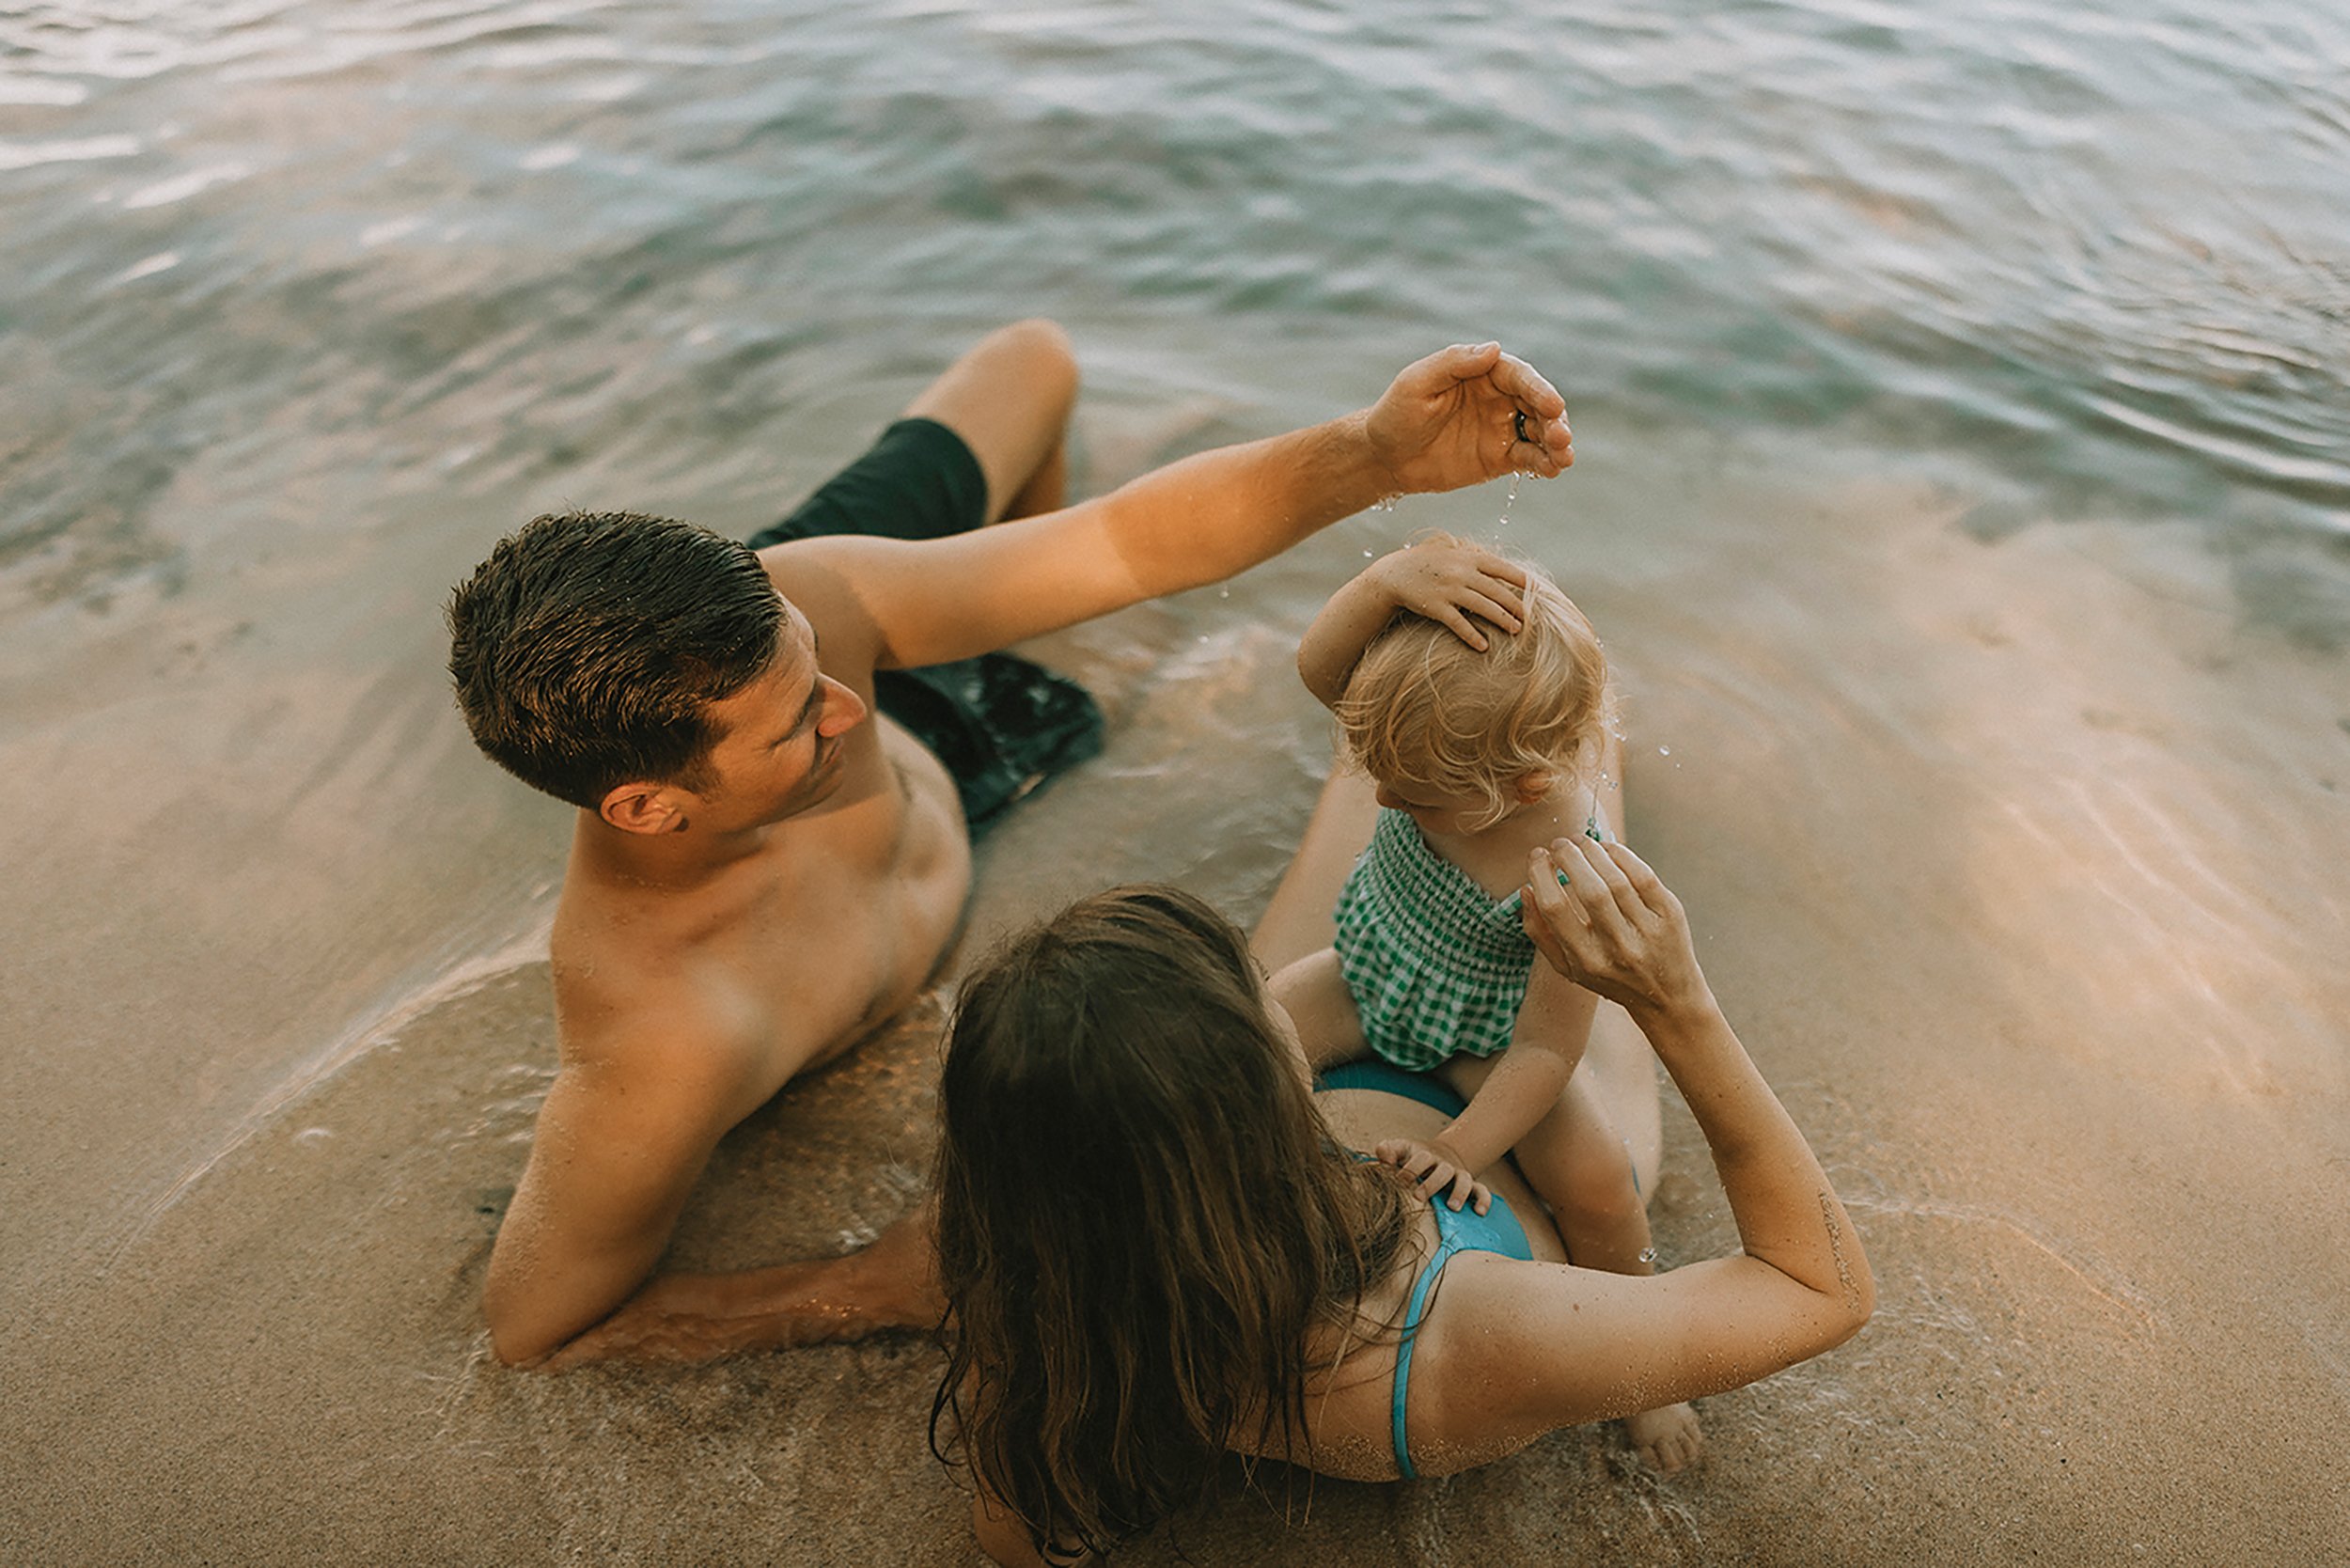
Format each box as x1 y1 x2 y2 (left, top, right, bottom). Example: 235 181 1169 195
902 318 1078 524
752 321 1100 837
750 318 1077 553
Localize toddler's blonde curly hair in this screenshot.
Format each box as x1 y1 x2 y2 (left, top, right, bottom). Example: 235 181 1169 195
1334 541 1613 832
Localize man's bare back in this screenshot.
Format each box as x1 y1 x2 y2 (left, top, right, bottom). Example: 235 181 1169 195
446 321 1575 1367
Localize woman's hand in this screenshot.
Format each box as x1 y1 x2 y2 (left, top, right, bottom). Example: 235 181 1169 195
1520 835 1713 1022
1364 537 1528 651
1372 1135 1494 1214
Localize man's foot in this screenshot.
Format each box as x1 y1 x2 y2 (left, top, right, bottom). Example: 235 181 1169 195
1622 1402 1703 1473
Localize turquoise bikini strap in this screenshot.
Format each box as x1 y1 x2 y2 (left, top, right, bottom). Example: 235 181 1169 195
1389 1235 1461 1481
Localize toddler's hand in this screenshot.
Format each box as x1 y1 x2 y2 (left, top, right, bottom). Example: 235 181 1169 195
1373 1135 1493 1214
1365 537 1528 651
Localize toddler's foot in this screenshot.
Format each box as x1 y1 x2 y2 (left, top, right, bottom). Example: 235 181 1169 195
1622 1402 1702 1473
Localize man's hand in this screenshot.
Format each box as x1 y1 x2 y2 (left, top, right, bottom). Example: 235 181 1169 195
536 1273 764 1371
1363 341 1574 495
1373 1134 1494 1214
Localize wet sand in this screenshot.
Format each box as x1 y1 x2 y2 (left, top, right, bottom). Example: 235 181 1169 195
6 439 2346 1565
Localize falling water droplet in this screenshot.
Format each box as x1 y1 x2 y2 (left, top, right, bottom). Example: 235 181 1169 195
1658 745 1671 756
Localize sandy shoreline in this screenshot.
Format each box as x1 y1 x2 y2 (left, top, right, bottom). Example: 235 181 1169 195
8 457 2346 1565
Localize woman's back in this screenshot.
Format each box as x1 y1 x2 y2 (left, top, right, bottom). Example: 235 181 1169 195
1234 1084 1572 1482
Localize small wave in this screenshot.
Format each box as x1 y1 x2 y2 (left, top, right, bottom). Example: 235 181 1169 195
0 133 139 171
102 912 556 1272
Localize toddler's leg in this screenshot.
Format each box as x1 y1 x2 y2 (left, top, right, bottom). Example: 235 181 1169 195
1516 1065 1705 1474
1267 948 1370 1070
1513 1065 1653 1273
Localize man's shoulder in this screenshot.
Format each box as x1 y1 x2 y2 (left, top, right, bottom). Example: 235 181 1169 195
548 890 773 1061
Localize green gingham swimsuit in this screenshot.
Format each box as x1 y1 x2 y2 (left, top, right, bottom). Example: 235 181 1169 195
1333 807 1607 1073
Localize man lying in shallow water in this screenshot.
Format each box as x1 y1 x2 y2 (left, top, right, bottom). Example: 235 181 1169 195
444 321 1574 1367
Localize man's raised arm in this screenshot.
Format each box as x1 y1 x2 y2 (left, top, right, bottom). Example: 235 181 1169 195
778 342 1573 673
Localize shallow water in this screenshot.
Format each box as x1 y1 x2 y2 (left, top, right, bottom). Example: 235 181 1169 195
4 1 2347 1562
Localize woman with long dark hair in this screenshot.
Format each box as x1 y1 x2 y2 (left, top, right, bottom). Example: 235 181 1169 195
931 757 1874 1564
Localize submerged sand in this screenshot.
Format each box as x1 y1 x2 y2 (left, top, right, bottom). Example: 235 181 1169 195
6 447 2347 1564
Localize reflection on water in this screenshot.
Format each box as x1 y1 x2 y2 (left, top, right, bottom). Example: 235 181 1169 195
4 0 2348 1563
4 0 2344 609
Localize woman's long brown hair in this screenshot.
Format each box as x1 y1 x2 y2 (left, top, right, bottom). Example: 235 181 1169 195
929 886 1413 1560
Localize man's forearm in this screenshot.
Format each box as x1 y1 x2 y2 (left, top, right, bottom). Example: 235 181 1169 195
536 1206 943 1371
1092 412 1392 601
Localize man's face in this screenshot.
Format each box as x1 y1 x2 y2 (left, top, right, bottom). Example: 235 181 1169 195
690 601 869 827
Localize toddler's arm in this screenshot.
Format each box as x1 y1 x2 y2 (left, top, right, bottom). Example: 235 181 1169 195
1298 536 1528 708
1374 962 1594 1209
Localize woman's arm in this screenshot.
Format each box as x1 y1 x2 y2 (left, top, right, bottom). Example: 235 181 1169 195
1421 836 1873 1458
1521 833 1870 1320
1296 537 1528 709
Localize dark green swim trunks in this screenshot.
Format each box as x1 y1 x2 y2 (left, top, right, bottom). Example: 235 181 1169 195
746 417 1104 839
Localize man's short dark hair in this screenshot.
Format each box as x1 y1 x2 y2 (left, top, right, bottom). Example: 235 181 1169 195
446 510 784 809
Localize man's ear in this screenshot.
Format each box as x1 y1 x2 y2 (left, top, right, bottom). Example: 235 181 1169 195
599 781 690 836
1513 770 1558 805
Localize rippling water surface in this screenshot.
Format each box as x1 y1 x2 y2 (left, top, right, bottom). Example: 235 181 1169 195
5 0 2345 610
4 3 2347 1563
